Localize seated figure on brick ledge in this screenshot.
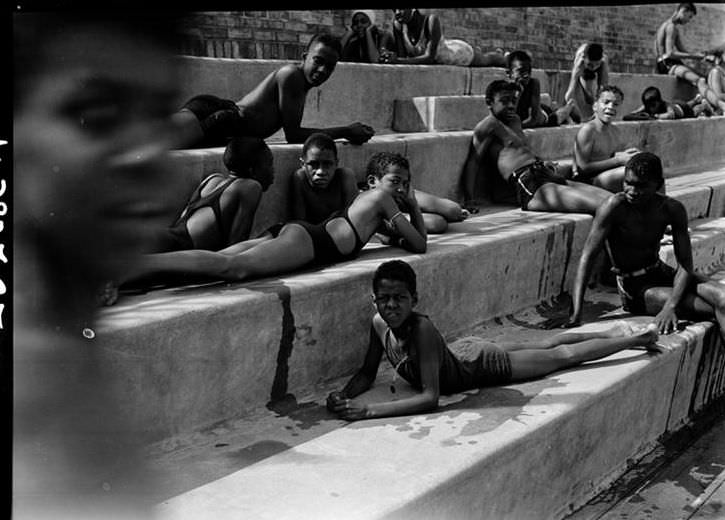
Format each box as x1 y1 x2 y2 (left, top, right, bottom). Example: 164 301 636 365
173 33 375 148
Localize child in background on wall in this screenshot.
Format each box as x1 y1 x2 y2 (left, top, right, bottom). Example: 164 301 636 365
565 43 609 123
381 9 506 67
622 86 714 120
340 10 396 64
506 49 575 128
327 260 658 421
290 134 469 233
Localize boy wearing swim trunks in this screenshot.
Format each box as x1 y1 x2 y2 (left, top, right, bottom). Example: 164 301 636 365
327 260 658 421
460 79 611 214
623 86 713 120
574 86 640 192
568 152 725 335
173 33 375 148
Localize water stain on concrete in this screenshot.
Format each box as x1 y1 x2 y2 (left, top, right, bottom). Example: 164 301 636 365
267 284 296 406
225 440 291 466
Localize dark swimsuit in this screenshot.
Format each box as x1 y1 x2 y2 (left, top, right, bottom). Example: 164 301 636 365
508 159 567 210
612 259 677 314
656 57 684 75
181 94 244 147
160 174 236 251
269 209 365 267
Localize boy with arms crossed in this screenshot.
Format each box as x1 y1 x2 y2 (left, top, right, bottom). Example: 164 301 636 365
574 86 640 192
327 260 658 421
460 80 611 214
567 152 725 334
174 33 375 148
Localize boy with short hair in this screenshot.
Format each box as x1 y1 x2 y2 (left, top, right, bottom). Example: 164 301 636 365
173 33 375 148
327 260 658 421
574 85 641 192
506 49 574 128
460 79 611 214
290 132 359 224
565 43 609 122
568 152 725 334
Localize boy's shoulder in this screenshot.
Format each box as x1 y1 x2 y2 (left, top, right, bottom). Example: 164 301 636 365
275 63 305 83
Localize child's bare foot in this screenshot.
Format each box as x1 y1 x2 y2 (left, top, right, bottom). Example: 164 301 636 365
462 201 480 214
636 323 660 351
98 281 119 307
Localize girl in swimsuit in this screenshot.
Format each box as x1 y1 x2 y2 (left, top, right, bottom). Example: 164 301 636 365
103 153 426 303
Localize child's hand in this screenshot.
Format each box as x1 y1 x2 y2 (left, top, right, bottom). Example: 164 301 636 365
615 148 639 165
326 391 346 412
332 397 370 421
346 122 375 145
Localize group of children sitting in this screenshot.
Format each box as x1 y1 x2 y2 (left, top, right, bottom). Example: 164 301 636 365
102 19 725 421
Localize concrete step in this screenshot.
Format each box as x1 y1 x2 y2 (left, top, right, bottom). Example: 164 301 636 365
166 117 725 237
151 272 725 520
175 58 696 133
96 203 725 442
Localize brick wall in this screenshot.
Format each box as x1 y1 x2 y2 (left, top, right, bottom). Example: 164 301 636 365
178 5 725 73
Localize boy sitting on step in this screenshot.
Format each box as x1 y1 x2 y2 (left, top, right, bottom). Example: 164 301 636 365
290 134 469 233
327 260 659 421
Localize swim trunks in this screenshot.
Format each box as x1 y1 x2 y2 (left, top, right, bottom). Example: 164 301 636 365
673 102 695 119
268 209 365 266
614 260 677 314
162 173 237 251
656 57 684 75
180 94 243 147
509 159 568 210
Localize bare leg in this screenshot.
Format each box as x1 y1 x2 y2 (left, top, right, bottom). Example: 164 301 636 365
415 190 467 222
422 213 448 234
460 141 482 208
696 77 725 113
507 328 658 381
591 166 626 193
644 280 725 333
497 321 636 352
526 180 611 215
670 64 704 87
470 48 507 67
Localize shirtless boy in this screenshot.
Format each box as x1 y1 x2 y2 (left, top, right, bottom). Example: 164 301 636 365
565 43 609 122
460 79 611 214
327 260 658 421
291 134 468 232
574 86 640 192
507 50 574 128
568 152 725 335
108 152 427 295
173 33 375 148
623 86 713 120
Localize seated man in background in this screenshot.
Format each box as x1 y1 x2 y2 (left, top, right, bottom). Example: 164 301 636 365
460 80 611 214
573 86 640 192
173 33 375 148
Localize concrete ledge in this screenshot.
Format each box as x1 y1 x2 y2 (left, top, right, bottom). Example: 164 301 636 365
393 95 489 133
166 118 725 236
96 212 725 441
175 58 696 132
155 313 725 520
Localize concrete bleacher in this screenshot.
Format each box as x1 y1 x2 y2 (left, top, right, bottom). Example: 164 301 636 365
97 59 725 518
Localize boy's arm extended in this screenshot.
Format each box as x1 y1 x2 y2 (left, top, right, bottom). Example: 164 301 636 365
335 318 442 421
383 190 428 253
565 46 586 104
460 117 501 203
277 66 375 144
568 195 616 326
520 79 542 128
339 168 360 208
574 125 636 178
654 200 694 334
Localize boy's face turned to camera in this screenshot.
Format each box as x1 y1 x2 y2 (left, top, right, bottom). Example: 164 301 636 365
373 278 416 329
301 146 337 189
